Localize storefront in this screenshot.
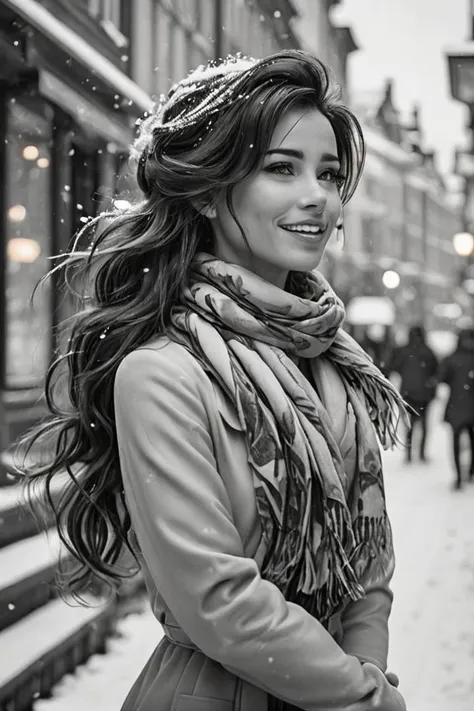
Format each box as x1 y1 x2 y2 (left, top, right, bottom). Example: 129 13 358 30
0 0 150 468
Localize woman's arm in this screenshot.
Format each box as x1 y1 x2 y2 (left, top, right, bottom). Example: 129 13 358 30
114 347 404 711
339 562 395 671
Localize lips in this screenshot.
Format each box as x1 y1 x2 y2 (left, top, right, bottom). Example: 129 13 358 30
279 223 326 235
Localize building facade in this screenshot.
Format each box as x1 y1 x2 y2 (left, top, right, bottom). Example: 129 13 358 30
0 0 151 461
292 0 357 96
322 79 462 343
130 0 298 101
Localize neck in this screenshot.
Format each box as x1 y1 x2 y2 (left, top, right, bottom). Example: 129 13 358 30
211 246 289 290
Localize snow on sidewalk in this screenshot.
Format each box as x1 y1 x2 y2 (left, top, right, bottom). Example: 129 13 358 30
34 600 162 711
384 400 474 711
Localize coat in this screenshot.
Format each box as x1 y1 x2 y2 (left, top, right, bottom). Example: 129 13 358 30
440 337 474 431
389 342 438 407
113 336 394 711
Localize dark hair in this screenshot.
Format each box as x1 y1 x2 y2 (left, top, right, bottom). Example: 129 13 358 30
16 50 366 602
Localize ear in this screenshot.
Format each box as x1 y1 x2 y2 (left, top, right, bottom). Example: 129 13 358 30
192 200 216 220
201 204 217 219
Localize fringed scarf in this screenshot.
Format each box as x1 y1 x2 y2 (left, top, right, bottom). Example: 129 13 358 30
168 253 407 623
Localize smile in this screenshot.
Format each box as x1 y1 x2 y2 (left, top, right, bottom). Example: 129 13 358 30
280 224 325 235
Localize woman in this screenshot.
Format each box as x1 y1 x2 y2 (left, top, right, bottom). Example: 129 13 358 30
18 51 407 710
439 327 474 490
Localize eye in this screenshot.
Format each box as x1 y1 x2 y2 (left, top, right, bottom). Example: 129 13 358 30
264 162 294 176
319 168 345 188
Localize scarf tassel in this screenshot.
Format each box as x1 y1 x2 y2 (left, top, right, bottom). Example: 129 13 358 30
282 501 366 621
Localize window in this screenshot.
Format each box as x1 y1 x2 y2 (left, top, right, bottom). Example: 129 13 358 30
154 4 173 92
197 0 214 39
361 217 376 255
388 224 403 260
71 143 100 245
171 21 189 85
5 99 53 388
89 0 122 29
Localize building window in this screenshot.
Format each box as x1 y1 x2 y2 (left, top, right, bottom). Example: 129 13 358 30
407 230 423 263
71 142 100 244
5 99 53 388
153 1 213 94
361 216 376 254
154 3 173 92
89 0 122 29
196 0 215 40
388 224 403 260
171 19 189 85
88 0 129 47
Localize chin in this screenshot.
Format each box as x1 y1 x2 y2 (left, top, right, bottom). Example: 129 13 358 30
285 251 324 273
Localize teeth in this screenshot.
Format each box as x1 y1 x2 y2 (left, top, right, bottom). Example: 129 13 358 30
281 224 322 234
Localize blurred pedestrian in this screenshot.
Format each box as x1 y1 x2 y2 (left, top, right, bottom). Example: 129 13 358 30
439 327 474 490
389 325 438 463
17 51 406 711
361 324 393 377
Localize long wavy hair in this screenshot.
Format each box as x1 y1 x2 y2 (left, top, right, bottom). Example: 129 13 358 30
16 50 366 602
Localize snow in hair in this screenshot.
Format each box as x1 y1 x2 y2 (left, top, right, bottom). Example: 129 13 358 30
131 54 258 162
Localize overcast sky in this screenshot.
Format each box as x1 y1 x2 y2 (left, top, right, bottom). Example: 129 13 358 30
335 0 470 179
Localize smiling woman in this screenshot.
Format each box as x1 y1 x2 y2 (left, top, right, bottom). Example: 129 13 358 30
207 108 344 288
16 50 408 711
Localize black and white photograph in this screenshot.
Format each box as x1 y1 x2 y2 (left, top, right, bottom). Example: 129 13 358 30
0 1 473 710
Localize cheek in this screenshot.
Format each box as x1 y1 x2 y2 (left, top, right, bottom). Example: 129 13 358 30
328 190 342 220
228 182 273 227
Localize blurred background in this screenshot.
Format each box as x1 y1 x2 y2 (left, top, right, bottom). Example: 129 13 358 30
0 1 474 710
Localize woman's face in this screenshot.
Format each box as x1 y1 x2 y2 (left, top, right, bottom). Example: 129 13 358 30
209 107 343 289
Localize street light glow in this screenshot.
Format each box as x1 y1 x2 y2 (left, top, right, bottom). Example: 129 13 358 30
7 205 26 222
22 145 39 161
453 231 474 256
7 238 41 263
382 270 400 289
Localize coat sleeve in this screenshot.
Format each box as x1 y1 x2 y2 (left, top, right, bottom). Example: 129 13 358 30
339 562 395 671
113 347 382 711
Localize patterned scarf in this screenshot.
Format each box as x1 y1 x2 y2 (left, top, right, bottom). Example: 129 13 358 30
168 253 407 623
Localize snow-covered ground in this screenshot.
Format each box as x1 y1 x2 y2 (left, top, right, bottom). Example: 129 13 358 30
384 398 474 711
35 398 474 711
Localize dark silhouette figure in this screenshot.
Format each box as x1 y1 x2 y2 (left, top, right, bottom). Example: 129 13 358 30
390 326 438 463
439 328 474 490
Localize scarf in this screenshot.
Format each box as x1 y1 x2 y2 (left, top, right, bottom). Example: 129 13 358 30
168 253 407 623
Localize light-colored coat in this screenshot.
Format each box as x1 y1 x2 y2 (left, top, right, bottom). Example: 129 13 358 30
114 337 394 711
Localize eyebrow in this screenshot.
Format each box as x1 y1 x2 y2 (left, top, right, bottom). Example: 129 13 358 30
265 148 340 162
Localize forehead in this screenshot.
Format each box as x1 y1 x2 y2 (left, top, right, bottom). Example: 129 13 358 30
269 107 338 155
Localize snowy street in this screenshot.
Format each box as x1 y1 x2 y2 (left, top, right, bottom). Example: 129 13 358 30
34 397 474 711
384 397 474 711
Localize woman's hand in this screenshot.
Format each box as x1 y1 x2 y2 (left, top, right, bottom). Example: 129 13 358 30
362 662 406 710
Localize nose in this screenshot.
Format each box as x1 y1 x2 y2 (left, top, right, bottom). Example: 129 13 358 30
296 177 327 213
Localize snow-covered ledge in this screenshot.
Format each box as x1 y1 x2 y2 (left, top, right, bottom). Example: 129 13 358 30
4 0 154 114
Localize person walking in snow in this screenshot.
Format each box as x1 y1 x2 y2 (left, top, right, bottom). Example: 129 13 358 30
439 327 474 490
389 325 438 464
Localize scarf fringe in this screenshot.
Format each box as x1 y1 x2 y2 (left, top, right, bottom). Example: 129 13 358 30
264 497 366 621
334 334 410 449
